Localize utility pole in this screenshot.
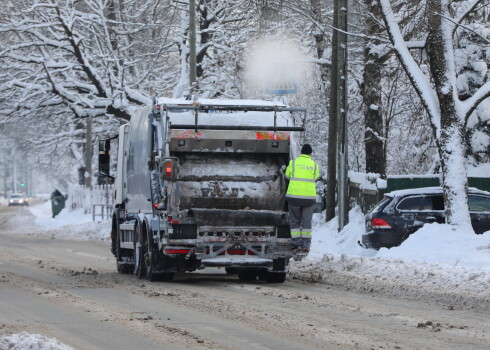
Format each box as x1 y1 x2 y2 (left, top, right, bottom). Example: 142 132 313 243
188 0 197 88
328 0 349 230
2 143 7 196
12 147 17 193
85 117 93 189
336 0 349 230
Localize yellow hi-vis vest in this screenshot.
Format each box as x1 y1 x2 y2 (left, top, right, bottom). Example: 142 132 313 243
285 154 320 200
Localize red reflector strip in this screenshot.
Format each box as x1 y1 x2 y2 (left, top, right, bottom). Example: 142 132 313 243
165 249 191 254
227 250 246 255
171 220 179 224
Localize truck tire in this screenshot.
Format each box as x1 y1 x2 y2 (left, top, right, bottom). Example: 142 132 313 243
238 269 258 282
145 227 160 282
160 272 175 281
134 223 146 279
225 267 237 275
265 271 286 283
266 258 287 283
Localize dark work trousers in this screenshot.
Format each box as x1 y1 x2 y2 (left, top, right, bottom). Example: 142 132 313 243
288 204 314 249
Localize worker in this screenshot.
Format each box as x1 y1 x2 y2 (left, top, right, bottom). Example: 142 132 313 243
285 144 320 252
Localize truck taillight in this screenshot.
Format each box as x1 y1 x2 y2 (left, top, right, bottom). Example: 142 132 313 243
371 218 392 229
159 157 178 180
165 162 172 178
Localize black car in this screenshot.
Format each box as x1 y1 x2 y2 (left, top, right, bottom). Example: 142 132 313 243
361 187 490 249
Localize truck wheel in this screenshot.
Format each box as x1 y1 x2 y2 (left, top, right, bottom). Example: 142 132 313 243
225 267 237 275
238 270 258 282
265 272 286 283
160 272 175 281
145 251 159 281
257 268 268 281
134 223 146 279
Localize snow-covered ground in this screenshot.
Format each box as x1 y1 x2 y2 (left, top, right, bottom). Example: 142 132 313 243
5 201 490 312
6 201 110 241
291 207 490 310
0 332 73 350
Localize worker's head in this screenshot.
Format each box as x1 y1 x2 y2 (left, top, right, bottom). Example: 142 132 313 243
301 144 313 155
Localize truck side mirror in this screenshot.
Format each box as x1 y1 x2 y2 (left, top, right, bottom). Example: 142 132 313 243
98 139 113 179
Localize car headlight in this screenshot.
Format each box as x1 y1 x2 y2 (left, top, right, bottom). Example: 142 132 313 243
19 200 23 203
9 200 13 203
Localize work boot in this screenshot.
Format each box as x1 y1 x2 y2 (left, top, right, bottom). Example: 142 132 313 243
302 239 311 252
292 237 303 251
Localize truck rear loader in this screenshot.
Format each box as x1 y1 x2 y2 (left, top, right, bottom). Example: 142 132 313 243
99 98 308 283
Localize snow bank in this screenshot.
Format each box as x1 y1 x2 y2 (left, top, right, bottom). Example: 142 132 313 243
7 201 110 241
290 208 490 310
0 332 73 350
377 223 490 269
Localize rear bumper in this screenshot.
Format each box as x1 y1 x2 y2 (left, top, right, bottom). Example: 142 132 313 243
201 256 273 267
361 231 402 250
163 237 294 261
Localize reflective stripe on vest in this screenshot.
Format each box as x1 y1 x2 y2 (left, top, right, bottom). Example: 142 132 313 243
289 178 316 183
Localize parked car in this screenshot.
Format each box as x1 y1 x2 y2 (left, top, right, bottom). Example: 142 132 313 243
361 187 490 249
8 193 29 207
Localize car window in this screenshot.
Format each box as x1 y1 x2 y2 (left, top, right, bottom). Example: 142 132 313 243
468 195 490 212
429 195 444 210
397 196 424 211
372 197 391 213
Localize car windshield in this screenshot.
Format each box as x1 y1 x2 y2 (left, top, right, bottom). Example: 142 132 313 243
10 194 21 198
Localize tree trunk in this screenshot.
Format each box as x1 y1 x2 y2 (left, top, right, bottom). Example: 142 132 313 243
309 0 333 220
326 0 339 221
362 1 386 177
426 0 472 228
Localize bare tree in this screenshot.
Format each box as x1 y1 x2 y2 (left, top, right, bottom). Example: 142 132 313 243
377 0 490 228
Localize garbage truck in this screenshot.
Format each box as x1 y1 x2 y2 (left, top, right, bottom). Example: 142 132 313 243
99 98 308 283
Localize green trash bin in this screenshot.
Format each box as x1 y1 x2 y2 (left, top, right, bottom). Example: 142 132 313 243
51 190 67 218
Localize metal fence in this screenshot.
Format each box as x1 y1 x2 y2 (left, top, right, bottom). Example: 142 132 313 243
68 184 114 220
349 183 385 214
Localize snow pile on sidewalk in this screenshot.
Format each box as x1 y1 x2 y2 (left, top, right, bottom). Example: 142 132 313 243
290 207 490 310
7 201 110 241
0 332 73 350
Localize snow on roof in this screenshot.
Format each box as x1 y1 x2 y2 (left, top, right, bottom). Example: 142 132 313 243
156 97 288 107
388 174 442 179
157 98 302 128
167 110 294 127
385 186 490 198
